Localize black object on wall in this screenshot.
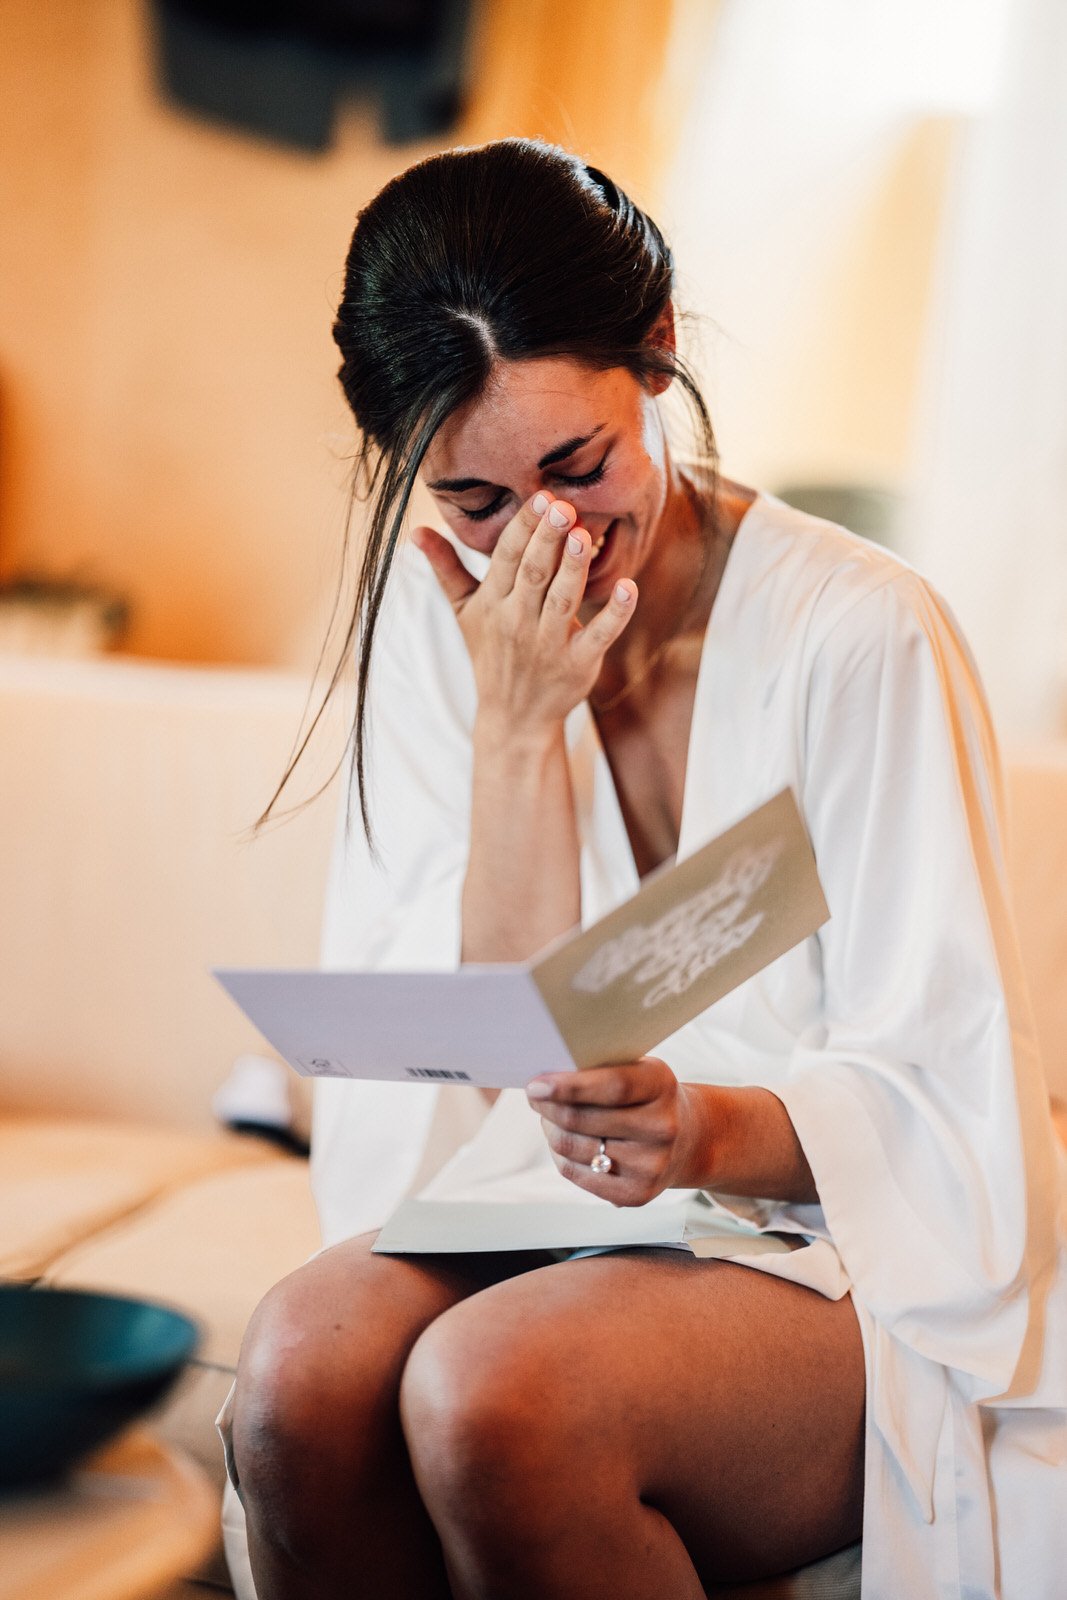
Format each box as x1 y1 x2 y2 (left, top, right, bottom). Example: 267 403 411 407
150 0 473 151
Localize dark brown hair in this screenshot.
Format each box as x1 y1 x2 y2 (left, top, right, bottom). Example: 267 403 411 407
257 138 716 842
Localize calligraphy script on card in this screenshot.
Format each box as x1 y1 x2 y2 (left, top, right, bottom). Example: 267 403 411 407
530 787 829 1070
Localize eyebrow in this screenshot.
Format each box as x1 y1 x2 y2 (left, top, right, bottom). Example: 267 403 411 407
427 424 605 493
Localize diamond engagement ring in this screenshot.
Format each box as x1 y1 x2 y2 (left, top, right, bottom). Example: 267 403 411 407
590 1138 614 1175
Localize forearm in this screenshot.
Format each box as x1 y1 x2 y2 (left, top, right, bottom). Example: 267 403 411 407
461 716 580 964
683 1083 819 1205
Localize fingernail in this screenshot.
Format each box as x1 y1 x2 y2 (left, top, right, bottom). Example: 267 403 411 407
549 504 572 529
567 533 583 557
532 492 550 514
526 1078 554 1099
615 582 634 603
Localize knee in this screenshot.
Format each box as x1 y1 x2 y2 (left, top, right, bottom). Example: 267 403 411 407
229 1270 386 1541
229 1275 325 1503
399 1312 580 1535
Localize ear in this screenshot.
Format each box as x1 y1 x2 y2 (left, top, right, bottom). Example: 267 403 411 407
644 304 677 397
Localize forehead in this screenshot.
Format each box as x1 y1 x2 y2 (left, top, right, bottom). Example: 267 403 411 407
425 357 636 478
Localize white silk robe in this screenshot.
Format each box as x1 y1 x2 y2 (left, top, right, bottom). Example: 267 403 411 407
312 493 1067 1599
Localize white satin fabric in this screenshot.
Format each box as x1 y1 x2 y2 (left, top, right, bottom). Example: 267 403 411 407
312 493 1067 1599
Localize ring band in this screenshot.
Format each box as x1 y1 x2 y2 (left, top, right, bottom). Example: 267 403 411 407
590 1138 613 1175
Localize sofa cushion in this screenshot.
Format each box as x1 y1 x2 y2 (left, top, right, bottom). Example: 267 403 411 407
0 653 338 1135
1006 752 1067 1101
0 1115 275 1281
42 1156 321 1368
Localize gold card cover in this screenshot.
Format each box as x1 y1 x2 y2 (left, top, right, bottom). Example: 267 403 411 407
530 788 829 1070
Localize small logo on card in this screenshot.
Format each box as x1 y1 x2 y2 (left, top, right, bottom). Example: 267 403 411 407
297 1056 346 1077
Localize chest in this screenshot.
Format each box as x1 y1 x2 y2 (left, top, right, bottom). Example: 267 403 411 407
594 669 699 878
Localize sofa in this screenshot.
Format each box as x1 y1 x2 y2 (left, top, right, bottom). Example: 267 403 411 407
0 651 337 1589
1 649 1064 1597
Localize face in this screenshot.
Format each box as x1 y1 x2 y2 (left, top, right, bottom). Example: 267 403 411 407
421 356 674 610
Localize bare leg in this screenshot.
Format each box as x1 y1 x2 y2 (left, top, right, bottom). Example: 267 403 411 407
229 1231 551 1600
400 1249 865 1600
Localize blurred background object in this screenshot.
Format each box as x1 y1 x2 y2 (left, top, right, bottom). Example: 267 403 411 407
0 572 128 655
772 483 903 549
0 1283 198 1490
151 0 474 149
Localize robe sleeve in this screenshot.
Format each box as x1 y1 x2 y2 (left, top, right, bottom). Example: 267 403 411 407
311 546 483 1248
772 571 1060 1397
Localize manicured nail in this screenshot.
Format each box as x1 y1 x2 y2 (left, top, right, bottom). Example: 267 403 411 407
567 533 583 557
615 582 633 603
526 1078 554 1099
532 492 550 514
549 504 572 529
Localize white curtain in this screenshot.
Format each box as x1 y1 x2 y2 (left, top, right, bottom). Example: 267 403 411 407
906 0 1067 744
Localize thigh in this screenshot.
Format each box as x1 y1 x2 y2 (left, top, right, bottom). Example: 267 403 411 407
412 1248 865 1587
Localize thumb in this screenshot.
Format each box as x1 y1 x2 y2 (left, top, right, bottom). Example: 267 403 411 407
410 527 479 610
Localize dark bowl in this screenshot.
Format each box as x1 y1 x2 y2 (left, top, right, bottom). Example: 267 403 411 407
0 1284 199 1492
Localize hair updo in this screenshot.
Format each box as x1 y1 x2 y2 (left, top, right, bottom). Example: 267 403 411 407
263 138 716 839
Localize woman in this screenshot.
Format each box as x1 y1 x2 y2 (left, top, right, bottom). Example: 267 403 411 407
225 140 1067 1600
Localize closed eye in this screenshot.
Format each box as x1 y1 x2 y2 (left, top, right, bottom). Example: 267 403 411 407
460 453 609 522
462 491 508 523
554 453 608 489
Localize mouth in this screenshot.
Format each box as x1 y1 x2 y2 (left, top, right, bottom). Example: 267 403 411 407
588 519 619 572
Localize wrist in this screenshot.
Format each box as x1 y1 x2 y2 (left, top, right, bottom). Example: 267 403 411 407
682 1084 818 1204
472 712 564 763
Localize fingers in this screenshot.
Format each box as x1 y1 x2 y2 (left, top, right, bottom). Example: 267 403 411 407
542 1125 672 1208
484 493 576 602
410 527 479 611
570 578 638 673
513 496 578 612
543 1125 643 1171
527 1060 682 1207
527 1061 677 1147
527 1060 671 1110
538 1098 679 1142
538 525 592 638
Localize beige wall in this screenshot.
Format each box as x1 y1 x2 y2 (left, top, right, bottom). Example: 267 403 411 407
0 0 957 673
0 0 434 668
662 0 962 495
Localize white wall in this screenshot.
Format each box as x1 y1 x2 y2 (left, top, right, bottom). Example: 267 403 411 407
661 0 1005 492
905 0 1067 742
661 0 1066 743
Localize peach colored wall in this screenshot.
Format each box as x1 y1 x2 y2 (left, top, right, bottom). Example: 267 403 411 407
0 0 435 668
0 0 956 673
0 0 702 672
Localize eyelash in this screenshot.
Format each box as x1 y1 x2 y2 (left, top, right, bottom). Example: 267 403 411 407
462 456 609 522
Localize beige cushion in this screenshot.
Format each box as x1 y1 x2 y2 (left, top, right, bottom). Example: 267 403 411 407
1006 750 1067 1101
43 1157 321 1368
0 1116 274 1281
0 653 339 1133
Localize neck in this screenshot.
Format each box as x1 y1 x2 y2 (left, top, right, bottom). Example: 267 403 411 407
591 466 753 716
